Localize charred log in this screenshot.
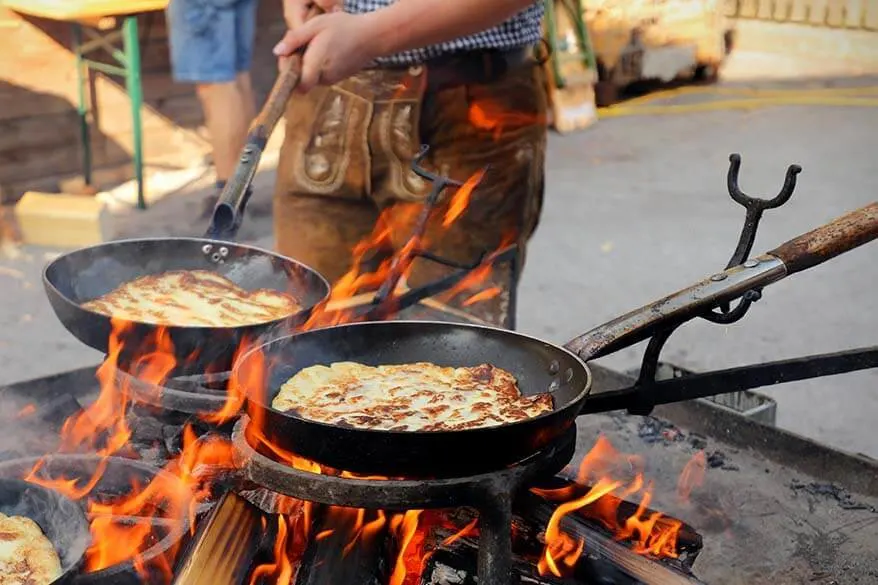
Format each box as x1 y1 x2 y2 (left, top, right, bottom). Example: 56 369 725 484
422 541 644 585
422 545 562 585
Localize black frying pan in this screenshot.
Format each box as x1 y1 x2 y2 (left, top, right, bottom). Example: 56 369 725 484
0 478 90 584
236 203 878 477
240 321 590 477
43 238 330 372
43 20 330 372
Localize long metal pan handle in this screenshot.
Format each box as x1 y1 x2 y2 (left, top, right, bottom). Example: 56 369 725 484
205 6 323 240
566 202 878 362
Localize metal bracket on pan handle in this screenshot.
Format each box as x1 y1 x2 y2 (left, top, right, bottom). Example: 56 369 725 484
702 153 802 324
366 244 520 324
204 143 261 243
371 146 506 310
370 145 468 306
202 8 322 245
628 154 801 416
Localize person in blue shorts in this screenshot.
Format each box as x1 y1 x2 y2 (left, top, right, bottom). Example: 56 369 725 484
166 0 259 215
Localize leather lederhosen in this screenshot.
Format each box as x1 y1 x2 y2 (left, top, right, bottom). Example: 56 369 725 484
273 49 548 327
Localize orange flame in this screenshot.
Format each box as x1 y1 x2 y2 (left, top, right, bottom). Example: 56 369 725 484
22 320 237 580
16 404 36 418
225 163 512 583
468 98 547 141
22 160 521 583
677 450 707 503
249 515 293 585
442 170 485 228
532 437 706 577
389 510 424 585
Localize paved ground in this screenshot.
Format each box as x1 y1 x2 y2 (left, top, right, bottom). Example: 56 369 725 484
1 50 876 459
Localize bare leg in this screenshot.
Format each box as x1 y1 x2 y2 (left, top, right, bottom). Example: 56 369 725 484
236 71 257 127
195 80 254 182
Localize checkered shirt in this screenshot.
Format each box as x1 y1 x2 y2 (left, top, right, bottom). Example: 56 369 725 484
343 0 544 65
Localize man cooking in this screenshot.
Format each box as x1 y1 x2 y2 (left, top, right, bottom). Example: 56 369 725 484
272 0 549 328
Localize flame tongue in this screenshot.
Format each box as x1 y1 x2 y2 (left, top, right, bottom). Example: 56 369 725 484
532 437 707 578
21 319 238 580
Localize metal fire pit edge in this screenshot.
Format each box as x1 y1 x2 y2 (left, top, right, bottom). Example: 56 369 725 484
589 363 878 498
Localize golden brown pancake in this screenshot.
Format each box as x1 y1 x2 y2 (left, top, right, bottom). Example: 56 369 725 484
81 269 300 327
0 513 62 585
272 362 554 431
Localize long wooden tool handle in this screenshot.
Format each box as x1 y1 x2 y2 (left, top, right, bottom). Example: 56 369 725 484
249 4 323 143
205 5 323 240
768 202 878 275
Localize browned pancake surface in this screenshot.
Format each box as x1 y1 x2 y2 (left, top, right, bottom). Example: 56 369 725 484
0 513 62 585
272 362 554 431
82 269 300 327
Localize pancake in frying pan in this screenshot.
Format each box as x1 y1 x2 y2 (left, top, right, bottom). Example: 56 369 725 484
273 361 554 432
81 269 300 327
0 513 62 585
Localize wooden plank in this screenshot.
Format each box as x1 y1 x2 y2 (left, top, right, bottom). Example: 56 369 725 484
0 87 77 121
772 0 796 20
844 0 865 27
92 96 204 135
0 121 205 186
722 0 740 18
0 112 80 152
739 0 760 18
0 92 202 156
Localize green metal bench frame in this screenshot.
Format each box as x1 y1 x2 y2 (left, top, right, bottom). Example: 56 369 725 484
72 15 147 208
543 0 597 88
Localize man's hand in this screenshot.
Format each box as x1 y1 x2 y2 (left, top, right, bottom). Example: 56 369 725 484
274 11 383 93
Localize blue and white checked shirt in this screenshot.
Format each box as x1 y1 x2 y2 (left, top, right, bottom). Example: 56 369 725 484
343 0 544 65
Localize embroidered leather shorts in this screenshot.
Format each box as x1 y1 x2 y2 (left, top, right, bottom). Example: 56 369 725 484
273 57 548 327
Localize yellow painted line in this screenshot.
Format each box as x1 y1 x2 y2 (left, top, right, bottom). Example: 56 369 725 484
618 85 878 108
598 96 878 117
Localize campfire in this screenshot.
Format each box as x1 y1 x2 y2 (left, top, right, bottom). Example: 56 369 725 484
12 157 705 585
15 313 708 585
7 148 877 585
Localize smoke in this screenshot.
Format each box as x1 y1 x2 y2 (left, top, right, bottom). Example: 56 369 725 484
0 371 99 460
